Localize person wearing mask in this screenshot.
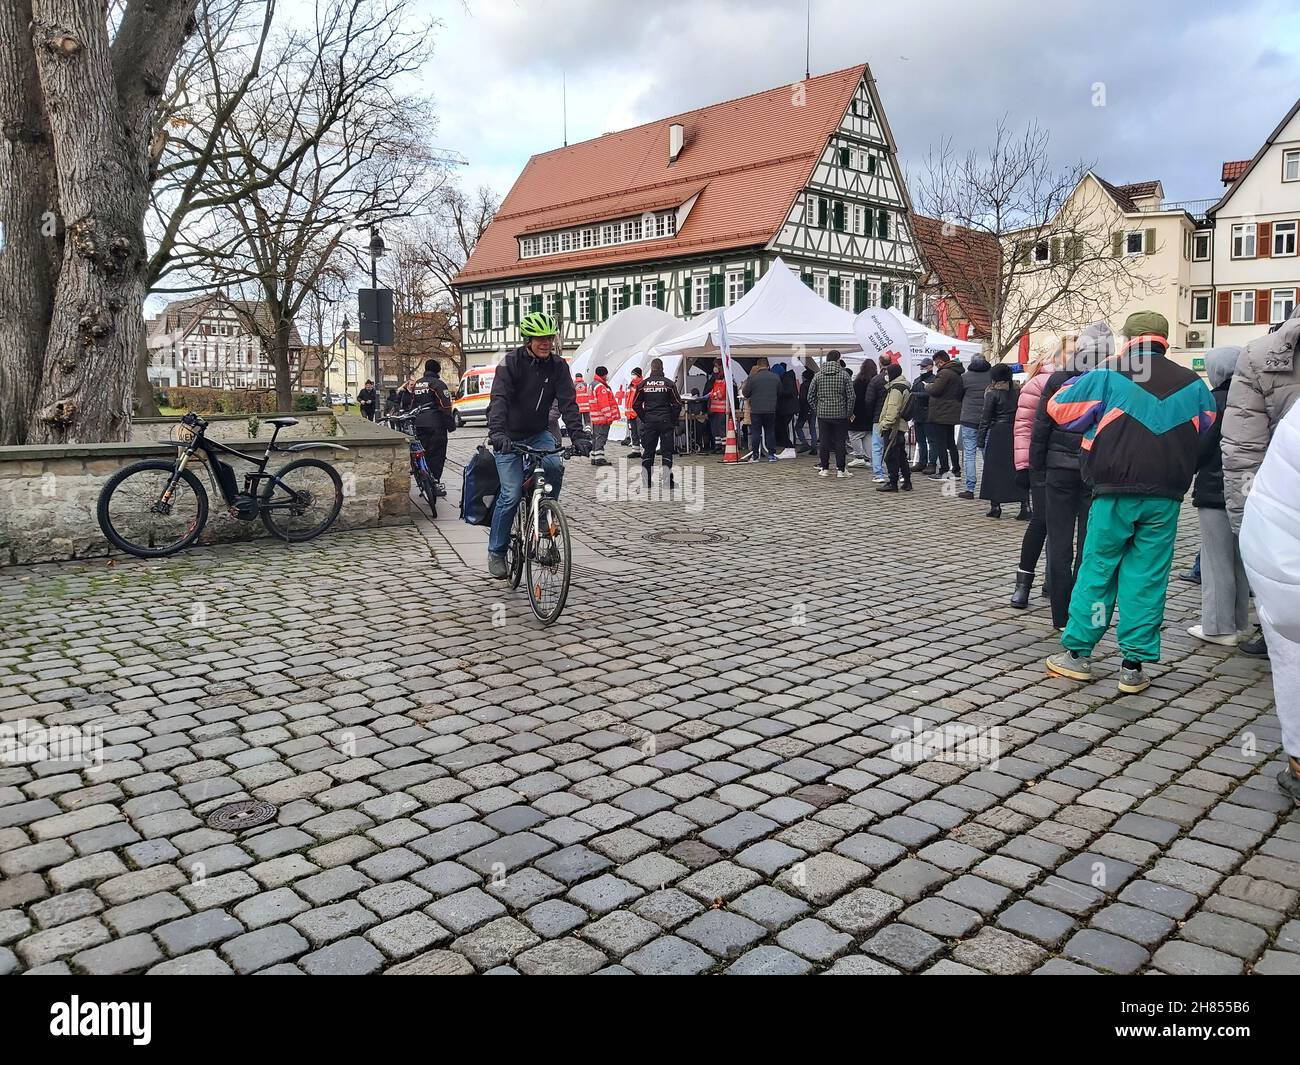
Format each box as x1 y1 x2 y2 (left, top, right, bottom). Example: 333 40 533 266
632 357 683 487
876 362 913 492
847 358 876 468
573 373 591 432
924 352 964 478
794 366 819 454
742 358 780 462
587 364 620 468
776 363 799 456
1026 322 1112 625
1009 344 1063 607
977 362 1024 518
407 359 453 493
1044 311 1214 694
806 349 855 478
1239 400 1300 804
1222 304 1300 660
625 368 644 458
910 357 935 473
866 354 893 483
956 353 992 499
707 360 730 453
1189 347 1249 646
358 379 377 421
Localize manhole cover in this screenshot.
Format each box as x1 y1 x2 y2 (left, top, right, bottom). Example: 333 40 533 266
206 799 278 831
642 530 726 546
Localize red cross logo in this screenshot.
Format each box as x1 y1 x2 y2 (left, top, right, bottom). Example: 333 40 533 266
948 346 960 356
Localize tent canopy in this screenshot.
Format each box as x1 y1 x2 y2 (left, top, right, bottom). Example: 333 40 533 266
568 304 678 382
649 256 863 360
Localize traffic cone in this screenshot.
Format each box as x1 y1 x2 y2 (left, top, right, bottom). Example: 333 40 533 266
723 412 740 463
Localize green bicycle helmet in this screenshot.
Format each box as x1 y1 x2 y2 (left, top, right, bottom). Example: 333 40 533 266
520 311 558 338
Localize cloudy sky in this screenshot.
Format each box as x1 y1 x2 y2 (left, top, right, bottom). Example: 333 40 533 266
416 0 1300 206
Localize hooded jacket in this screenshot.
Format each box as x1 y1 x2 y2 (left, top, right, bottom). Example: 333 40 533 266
1239 399 1300 643
924 360 965 424
1014 360 1056 470
959 355 992 427
807 360 854 420
910 370 934 422
1222 306 1300 532
1047 336 1215 499
1191 347 1241 509
878 375 912 433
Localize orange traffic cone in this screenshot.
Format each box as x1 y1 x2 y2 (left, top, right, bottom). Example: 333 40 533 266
723 412 740 463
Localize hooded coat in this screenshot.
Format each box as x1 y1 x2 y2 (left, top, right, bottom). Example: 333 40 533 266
1192 347 1243 509
959 355 993 427
924 360 965 424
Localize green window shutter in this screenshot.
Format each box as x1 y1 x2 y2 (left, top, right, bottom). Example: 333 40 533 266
876 210 889 240
1112 232 1123 258
881 282 893 309
817 198 828 227
484 300 493 329
709 274 723 309
828 276 841 305
863 207 874 235
839 146 850 168
801 271 814 289
587 288 597 321
868 154 877 175
744 266 754 292
833 201 845 231
599 287 608 320
682 276 692 316
1049 236 1061 263
1144 228 1156 255
568 292 576 320
655 283 664 309
622 284 631 308
632 284 641 305
854 279 867 312
902 288 911 315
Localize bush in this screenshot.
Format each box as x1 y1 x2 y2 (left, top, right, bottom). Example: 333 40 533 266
163 387 319 415
292 393 318 411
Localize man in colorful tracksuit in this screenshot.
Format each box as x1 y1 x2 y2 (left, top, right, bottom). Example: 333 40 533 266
587 366 619 467
1044 312 1216 694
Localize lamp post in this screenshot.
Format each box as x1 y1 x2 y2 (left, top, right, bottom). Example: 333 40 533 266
368 229 386 419
341 315 350 407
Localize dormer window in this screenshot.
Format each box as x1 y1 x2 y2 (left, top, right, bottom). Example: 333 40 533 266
519 208 681 259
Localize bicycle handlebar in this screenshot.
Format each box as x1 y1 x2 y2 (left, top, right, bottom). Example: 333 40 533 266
508 442 573 459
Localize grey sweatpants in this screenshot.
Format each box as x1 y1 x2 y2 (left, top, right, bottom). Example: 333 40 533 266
1198 507 1250 637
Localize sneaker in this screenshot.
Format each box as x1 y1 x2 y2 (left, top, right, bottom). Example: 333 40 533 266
836 470 852 479
1118 663 1150 694
1177 570 1201 585
957 490 975 500
1277 759 1300 804
901 482 913 491
872 475 887 483
818 468 830 478
767 455 777 463
876 484 898 493
910 462 926 473
1187 624 1240 647
487 553 509 579
1045 650 1092 681
1237 630 1268 658
927 471 947 480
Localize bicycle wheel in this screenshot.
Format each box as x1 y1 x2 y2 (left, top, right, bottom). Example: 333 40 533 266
97 459 209 558
525 497 571 624
506 509 524 590
413 467 438 519
260 458 343 542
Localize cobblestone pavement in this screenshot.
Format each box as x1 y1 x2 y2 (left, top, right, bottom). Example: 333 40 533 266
1 433 1297 976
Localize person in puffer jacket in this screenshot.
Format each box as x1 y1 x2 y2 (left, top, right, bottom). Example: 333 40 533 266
957 354 992 497
1239 399 1300 803
587 366 620 467
1008 345 1063 607
1043 312 1214 694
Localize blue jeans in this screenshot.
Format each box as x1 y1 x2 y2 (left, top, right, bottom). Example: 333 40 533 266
961 425 979 492
871 426 886 478
488 431 564 556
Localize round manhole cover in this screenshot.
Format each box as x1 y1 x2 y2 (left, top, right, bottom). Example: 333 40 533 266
206 799 278 831
642 530 726 546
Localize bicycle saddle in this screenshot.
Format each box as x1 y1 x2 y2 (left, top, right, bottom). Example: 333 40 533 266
265 417 299 427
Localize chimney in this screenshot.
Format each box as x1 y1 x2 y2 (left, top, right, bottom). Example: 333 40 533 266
668 123 684 164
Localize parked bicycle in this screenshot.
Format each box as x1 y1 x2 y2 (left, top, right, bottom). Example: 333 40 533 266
504 441 573 625
97 412 347 558
385 405 443 519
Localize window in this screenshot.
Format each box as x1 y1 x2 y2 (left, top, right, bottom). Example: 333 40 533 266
805 193 817 226
1273 220 1297 257
602 224 614 245
623 221 635 242
491 297 503 327
560 231 572 252
472 302 485 330
1231 290 1256 324
610 287 625 314
578 290 591 322
655 214 667 237
726 271 744 305
1033 240 1051 264
642 280 658 307
1191 291 1212 323
1285 149 1300 183
1193 232 1211 261
812 273 827 300
582 228 594 249
1124 230 1144 256
664 212 676 236
1272 288 1296 323
544 292 558 318
840 277 854 311
850 205 863 235
692 276 710 314
1231 223 1256 258
868 279 880 306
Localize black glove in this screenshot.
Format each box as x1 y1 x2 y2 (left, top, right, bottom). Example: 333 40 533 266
1014 468 1031 491
570 435 592 457
488 433 510 454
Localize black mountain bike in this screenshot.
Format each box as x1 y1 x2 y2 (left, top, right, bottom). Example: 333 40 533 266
97 412 347 558
385 405 443 519
504 442 573 625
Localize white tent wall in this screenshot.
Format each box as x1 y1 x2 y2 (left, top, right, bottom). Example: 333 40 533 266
888 308 982 360
568 305 678 382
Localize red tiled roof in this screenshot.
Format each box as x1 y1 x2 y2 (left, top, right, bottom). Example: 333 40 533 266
1116 180 1160 202
1094 175 1163 212
912 214 998 340
454 65 868 286
1221 160 1250 184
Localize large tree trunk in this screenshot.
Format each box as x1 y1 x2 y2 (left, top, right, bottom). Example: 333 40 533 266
0 0 59 444
273 317 293 413
133 332 160 416
18 0 196 444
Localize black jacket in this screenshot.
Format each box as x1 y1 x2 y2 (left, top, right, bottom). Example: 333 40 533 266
959 356 992 427
408 370 452 431
861 373 888 426
977 384 1018 449
632 372 682 428
849 375 870 430
910 372 934 422
358 386 377 412
925 362 965 424
1029 369 1085 473
777 371 799 418
1192 381 1231 509
487 345 584 442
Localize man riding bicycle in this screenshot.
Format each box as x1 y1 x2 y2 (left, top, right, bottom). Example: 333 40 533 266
485 312 590 578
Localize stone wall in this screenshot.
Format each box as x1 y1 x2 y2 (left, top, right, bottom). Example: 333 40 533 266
0 414 411 566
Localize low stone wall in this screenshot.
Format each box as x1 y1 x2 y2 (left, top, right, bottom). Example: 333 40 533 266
0 413 411 566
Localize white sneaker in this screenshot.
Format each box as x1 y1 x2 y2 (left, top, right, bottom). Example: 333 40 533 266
872 475 887 483
818 468 830 478
837 470 852 479
1187 624 1240 647
847 458 867 468
776 448 797 460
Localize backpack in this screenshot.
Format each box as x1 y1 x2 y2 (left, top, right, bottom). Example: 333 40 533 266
459 445 499 525
899 388 919 422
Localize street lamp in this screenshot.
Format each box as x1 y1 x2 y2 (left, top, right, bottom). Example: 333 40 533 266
369 229 386 418
341 315 350 405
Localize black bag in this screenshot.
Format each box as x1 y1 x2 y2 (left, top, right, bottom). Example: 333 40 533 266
899 389 919 422
459 445 500 525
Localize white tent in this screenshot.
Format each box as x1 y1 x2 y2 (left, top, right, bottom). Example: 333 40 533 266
888 308 982 360
648 256 863 361
568 304 678 383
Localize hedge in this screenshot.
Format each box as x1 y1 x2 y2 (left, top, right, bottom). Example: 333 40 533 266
164 387 318 414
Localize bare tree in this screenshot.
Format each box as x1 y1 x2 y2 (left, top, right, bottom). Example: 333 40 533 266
917 120 1156 359
0 0 200 444
383 232 456 382
416 183 498 375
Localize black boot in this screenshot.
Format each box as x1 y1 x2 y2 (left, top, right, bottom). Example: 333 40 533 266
986 504 1002 518
1015 502 1031 521
1009 568 1033 608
